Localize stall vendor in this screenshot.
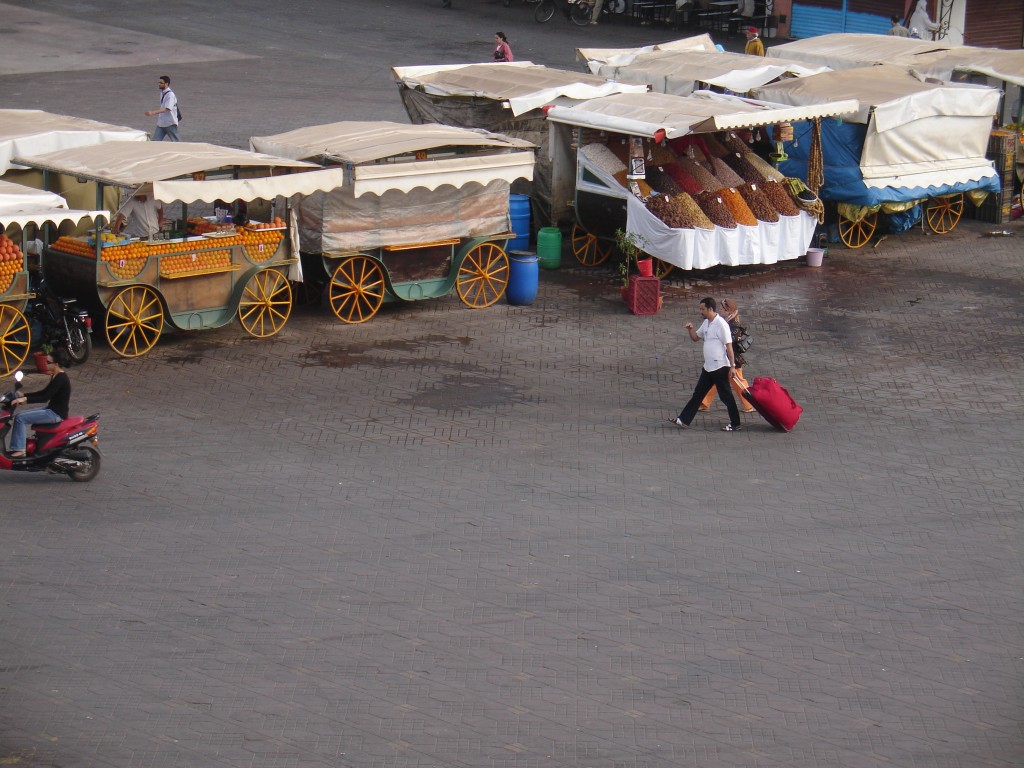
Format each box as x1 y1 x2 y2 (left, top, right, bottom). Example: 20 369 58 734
111 191 163 239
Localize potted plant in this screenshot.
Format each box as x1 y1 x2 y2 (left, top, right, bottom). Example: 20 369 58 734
33 343 53 374
615 229 650 290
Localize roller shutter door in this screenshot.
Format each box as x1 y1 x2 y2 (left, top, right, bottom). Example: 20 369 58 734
963 0 1024 49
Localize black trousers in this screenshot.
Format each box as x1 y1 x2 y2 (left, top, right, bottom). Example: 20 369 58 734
678 365 741 427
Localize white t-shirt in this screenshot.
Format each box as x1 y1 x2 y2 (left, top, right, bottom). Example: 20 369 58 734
157 88 178 128
121 196 161 239
697 314 732 372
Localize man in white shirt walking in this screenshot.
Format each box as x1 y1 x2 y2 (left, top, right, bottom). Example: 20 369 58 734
145 75 179 142
671 297 743 431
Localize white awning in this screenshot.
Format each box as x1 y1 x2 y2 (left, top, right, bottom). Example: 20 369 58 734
768 33 1024 88
0 109 147 175
862 162 998 191
577 33 717 72
391 62 648 116
545 91 858 138
11 140 350 204
352 151 534 198
0 179 106 229
250 121 533 164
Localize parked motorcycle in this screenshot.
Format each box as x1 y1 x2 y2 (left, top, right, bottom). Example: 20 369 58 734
0 370 102 482
27 279 92 366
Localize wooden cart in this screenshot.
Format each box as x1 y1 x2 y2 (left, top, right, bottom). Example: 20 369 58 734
15 141 347 357
0 180 105 375
250 121 536 324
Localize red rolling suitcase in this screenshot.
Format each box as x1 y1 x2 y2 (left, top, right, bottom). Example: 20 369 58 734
740 376 803 431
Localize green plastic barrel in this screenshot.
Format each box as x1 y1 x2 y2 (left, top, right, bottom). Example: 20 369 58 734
536 227 562 270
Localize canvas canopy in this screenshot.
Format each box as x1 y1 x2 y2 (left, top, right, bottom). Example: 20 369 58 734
545 91 858 139
12 141 348 205
0 109 147 175
768 34 1024 88
583 49 832 97
249 121 534 198
391 62 648 116
752 66 1000 192
0 179 105 230
577 33 718 71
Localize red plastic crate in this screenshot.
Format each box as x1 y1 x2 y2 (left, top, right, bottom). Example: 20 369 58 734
627 275 660 316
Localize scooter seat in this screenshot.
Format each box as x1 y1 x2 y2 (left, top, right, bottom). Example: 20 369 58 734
35 416 84 433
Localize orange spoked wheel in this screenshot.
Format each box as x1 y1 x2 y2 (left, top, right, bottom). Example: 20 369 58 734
328 255 385 324
652 257 674 279
105 285 163 358
925 193 963 235
838 211 877 249
571 223 613 267
239 269 292 338
456 242 509 308
0 304 30 377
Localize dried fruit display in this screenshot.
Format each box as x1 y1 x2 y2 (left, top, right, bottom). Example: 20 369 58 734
722 152 767 185
646 193 715 230
702 134 730 158
694 190 738 229
721 132 752 155
644 139 677 166
664 163 704 196
737 183 779 223
720 187 758 226
646 166 683 196
711 157 744 189
581 142 627 176
678 157 722 192
760 180 800 216
745 153 786 182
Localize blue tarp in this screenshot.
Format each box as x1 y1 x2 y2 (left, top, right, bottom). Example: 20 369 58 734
777 118 1000 207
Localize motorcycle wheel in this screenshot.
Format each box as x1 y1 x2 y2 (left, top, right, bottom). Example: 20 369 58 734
570 1 592 25
66 445 101 483
66 324 92 365
534 0 556 22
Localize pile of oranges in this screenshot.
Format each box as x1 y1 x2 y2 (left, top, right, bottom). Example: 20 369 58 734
187 217 217 235
247 217 286 230
0 234 24 293
160 249 232 278
239 227 283 263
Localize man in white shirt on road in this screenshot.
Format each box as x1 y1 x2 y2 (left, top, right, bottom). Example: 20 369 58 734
671 297 743 431
145 75 179 142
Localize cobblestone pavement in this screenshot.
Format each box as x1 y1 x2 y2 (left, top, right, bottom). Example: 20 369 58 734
2 1 1023 766
1 218 1021 768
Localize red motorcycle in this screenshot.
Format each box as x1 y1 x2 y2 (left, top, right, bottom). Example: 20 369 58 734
0 371 101 482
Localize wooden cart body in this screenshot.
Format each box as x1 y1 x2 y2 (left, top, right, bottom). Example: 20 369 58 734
250 122 536 323
0 180 105 375
14 140 346 357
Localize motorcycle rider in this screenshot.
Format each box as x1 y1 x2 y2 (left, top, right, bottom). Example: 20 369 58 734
8 355 70 458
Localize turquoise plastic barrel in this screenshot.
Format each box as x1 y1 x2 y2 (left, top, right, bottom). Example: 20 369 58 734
508 194 531 252
506 251 539 305
536 227 562 269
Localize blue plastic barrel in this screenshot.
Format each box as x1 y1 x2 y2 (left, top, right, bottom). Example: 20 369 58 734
506 251 539 306
508 194 531 252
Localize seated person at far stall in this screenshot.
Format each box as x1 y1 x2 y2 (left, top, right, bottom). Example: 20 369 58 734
110 190 163 239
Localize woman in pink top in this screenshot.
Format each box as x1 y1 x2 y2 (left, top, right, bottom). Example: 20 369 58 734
493 32 513 62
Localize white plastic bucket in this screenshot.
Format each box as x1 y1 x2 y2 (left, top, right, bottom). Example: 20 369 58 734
806 247 824 267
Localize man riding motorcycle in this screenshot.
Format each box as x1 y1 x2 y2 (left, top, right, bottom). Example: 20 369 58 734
8 355 70 458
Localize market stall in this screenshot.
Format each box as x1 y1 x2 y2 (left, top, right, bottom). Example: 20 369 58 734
544 91 857 272
14 141 348 357
0 180 105 375
250 121 535 323
578 36 830 97
752 66 1003 247
0 109 147 218
392 63 647 230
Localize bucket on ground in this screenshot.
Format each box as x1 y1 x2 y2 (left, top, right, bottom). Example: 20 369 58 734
507 251 539 305
536 227 562 270
806 247 824 267
508 194 531 252
636 258 653 277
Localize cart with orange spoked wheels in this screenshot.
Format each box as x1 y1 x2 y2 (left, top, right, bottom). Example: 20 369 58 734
16 141 348 358
0 180 106 375
250 121 536 324
753 67 1003 250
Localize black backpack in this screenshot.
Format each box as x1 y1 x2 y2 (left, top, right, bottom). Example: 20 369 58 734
176 104 183 122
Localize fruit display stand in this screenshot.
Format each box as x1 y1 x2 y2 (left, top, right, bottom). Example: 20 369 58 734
752 66 1004 248
0 179 105 375
250 122 536 323
543 91 859 275
13 141 346 357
